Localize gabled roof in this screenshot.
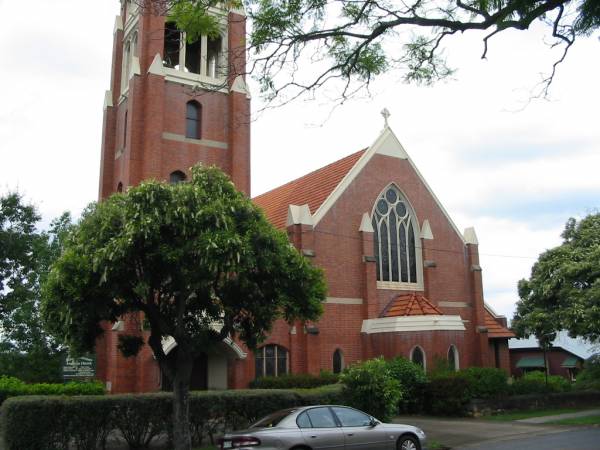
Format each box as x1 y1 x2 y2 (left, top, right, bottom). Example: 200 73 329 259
509 331 596 359
485 309 515 338
382 293 443 317
253 149 366 229
253 126 467 243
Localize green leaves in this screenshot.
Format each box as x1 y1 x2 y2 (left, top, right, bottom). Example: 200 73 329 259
513 213 600 343
42 165 326 367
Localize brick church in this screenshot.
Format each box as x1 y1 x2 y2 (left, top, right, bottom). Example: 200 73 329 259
96 1 513 393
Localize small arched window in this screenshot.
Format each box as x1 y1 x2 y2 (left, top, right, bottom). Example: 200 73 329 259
122 40 131 91
448 345 459 371
410 346 425 370
333 349 344 374
255 344 288 378
169 170 187 184
371 185 420 284
186 101 201 139
117 182 123 193
123 111 128 147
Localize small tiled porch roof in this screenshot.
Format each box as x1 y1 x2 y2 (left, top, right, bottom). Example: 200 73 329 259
253 149 366 229
485 310 515 338
382 293 443 317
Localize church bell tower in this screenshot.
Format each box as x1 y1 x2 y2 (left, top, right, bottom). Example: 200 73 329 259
99 0 251 198
96 0 251 393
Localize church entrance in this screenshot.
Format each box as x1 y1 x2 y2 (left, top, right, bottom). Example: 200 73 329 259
161 350 208 391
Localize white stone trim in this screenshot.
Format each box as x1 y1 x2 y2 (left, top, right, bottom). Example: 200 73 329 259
230 75 252 99
162 132 228 149
359 212 374 232
439 301 469 308
420 219 434 240
148 53 165 76
161 335 247 359
377 281 424 291
130 56 141 77
114 15 123 34
311 126 466 245
163 67 229 93
286 204 313 226
103 90 113 110
361 315 466 334
325 297 363 305
464 227 479 245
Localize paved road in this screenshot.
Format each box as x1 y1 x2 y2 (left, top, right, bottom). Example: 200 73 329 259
394 416 567 449
459 427 600 450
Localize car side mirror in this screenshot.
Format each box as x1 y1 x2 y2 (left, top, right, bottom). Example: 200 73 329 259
369 418 379 427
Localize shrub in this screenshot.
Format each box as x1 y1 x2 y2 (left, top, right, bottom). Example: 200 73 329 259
386 357 427 413
249 371 339 389
0 376 105 406
0 386 343 450
423 375 470 416
456 367 509 399
576 353 600 390
340 357 402 421
511 371 571 395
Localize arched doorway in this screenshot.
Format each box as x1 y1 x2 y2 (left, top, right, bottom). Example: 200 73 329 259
161 348 208 391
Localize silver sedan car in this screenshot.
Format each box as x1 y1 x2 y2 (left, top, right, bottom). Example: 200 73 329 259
218 405 426 450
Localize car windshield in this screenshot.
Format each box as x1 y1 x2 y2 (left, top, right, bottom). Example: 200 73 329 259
250 409 295 428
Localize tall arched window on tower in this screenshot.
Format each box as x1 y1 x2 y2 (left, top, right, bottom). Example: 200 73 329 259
371 185 421 286
333 349 344 374
255 344 288 378
186 101 201 139
207 35 222 78
169 171 187 184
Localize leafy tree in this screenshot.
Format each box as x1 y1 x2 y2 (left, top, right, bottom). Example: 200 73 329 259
0 193 70 382
513 213 600 343
41 165 326 450
142 0 600 104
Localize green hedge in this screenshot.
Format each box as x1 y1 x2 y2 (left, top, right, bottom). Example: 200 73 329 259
249 371 339 389
386 357 427 413
511 371 572 395
0 376 105 406
456 367 509 399
424 375 471 416
0 386 343 450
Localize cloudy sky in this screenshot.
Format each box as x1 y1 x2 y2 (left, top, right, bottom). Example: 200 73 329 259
1 1 599 320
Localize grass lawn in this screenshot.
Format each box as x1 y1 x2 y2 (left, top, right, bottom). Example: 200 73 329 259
546 415 600 426
483 407 592 421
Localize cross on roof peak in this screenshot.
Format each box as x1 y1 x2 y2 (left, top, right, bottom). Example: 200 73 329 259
381 108 391 127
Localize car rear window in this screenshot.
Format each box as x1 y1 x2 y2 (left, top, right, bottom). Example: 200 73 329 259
250 409 295 428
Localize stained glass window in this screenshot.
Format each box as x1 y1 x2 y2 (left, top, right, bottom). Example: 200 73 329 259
372 185 419 284
255 345 288 378
448 345 458 371
186 101 201 139
333 349 343 374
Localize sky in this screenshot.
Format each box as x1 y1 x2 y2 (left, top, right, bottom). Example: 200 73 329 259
1 0 599 321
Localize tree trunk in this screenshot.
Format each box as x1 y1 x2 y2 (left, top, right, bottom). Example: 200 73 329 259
172 355 193 450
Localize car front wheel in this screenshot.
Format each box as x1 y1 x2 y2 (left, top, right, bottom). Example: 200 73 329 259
397 434 420 450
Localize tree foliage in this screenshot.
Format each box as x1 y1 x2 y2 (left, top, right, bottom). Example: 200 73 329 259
513 213 600 343
144 0 600 105
0 193 71 382
41 165 326 450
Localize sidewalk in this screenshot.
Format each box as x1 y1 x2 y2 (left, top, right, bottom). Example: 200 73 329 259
516 408 600 424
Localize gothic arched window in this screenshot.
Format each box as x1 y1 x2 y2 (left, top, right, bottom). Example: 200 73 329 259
186 101 201 139
410 345 425 370
372 185 420 284
333 349 344 374
117 182 123 193
448 345 459 371
169 170 187 184
255 344 288 378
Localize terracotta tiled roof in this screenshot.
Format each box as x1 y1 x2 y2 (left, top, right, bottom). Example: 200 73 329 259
485 310 515 338
382 293 443 317
253 149 366 229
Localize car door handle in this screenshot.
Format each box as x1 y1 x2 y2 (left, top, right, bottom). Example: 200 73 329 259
310 435 317 439
347 433 354 437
